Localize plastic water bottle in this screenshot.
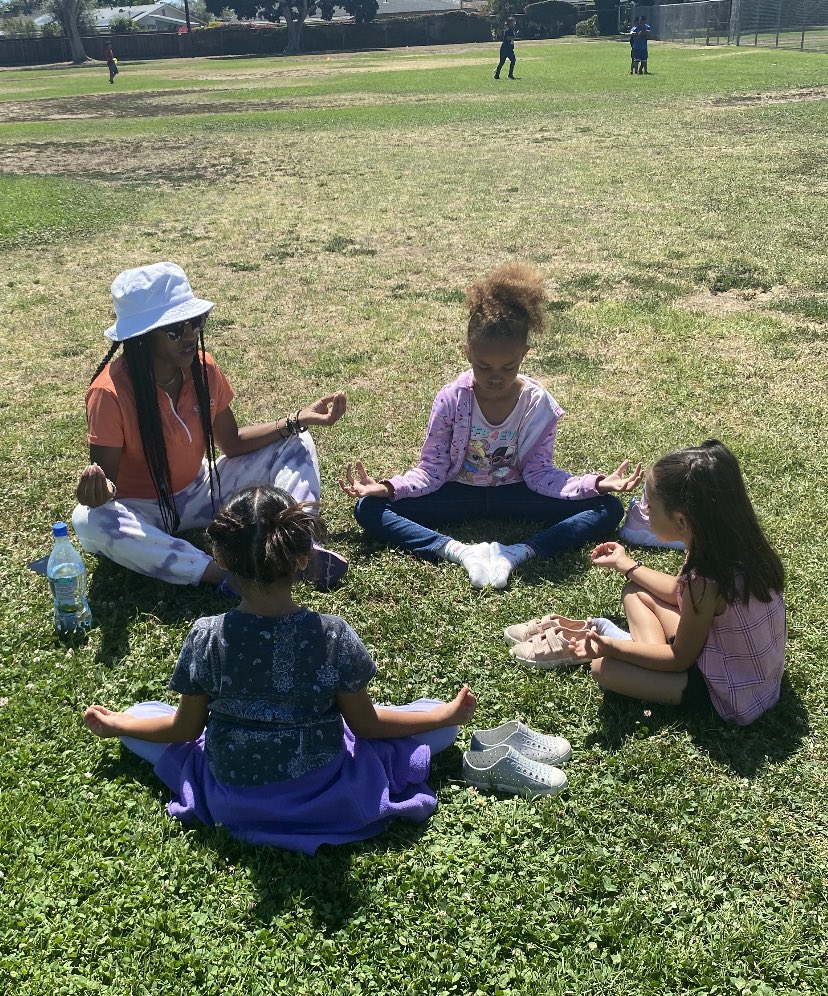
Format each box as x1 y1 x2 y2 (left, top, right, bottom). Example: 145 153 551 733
47 522 92 635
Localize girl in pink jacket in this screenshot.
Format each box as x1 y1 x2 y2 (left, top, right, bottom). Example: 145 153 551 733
340 263 641 589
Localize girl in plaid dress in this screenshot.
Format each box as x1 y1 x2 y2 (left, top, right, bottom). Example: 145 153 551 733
567 440 786 724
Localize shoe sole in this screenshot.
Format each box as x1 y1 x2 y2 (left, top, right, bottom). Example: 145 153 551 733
464 775 567 798
471 739 573 765
510 652 582 670
311 550 349 592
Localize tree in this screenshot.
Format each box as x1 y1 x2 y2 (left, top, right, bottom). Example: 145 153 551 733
211 0 378 54
593 0 620 36
3 0 40 15
109 12 139 31
486 0 524 24
523 0 578 37
49 0 93 62
3 14 39 35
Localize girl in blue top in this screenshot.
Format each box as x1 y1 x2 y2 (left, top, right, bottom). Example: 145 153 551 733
84 486 476 853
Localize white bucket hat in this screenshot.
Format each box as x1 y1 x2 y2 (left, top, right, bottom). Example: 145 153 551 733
105 262 215 342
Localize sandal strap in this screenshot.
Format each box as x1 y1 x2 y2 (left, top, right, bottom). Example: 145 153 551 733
533 630 565 654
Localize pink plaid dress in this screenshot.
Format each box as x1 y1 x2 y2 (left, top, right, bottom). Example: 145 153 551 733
678 573 786 725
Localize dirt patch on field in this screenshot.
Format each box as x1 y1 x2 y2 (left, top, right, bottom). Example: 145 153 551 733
680 287 784 314
0 136 255 183
0 88 450 123
711 85 828 107
185 55 494 82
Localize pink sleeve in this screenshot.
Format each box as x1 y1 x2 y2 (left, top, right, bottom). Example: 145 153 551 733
388 389 456 500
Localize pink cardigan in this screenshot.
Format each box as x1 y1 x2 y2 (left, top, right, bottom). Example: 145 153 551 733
388 370 604 501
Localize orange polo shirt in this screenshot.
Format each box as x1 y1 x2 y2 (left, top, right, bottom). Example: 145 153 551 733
86 352 234 499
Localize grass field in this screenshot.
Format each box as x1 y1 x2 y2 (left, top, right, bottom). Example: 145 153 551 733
1 39 827 995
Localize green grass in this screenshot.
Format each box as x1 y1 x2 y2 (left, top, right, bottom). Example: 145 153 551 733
0 175 133 249
1 40 827 996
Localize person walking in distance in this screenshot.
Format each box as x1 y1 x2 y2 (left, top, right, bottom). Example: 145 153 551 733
105 43 118 85
494 18 517 80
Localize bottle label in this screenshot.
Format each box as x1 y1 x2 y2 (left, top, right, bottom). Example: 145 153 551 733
50 576 82 610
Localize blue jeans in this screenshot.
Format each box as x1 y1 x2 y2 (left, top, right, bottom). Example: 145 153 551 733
354 482 623 560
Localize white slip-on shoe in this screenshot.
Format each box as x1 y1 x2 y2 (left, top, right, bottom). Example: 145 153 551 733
470 720 572 765
619 498 685 551
462 745 568 798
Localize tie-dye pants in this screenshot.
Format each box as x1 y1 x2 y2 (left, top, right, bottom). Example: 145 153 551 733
71 433 320 586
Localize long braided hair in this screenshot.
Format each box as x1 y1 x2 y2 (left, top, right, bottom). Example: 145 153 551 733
88 325 221 534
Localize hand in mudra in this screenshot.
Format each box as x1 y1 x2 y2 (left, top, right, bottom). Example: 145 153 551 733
338 461 392 499
596 459 643 494
76 463 116 508
299 391 346 428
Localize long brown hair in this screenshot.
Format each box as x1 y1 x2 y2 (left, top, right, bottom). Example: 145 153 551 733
649 439 784 605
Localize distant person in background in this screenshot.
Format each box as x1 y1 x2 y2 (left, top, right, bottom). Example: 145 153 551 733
494 17 517 80
105 43 119 85
631 16 651 75
628 17 640 75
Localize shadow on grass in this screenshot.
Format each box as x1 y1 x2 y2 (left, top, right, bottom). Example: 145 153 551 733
343 515 606 590
86 543 233 666
586 672 807 778
95 743 462 930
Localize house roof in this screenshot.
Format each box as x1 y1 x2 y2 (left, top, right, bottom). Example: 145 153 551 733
92 4 204 28
312 0 464 18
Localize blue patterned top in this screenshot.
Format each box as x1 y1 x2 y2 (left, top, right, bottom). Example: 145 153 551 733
169 608 376 786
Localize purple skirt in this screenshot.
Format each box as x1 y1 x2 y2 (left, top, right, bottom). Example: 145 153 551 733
153 726 436 854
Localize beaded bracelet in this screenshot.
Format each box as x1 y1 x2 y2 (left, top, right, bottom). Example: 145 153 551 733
283 411 308 437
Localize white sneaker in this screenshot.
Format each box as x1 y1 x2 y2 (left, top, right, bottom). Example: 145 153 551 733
470 720 572 765
459 542 492 588
619 498 685 551
463 744 568 797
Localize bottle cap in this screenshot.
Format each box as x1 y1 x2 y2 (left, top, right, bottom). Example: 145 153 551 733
53 522 69 537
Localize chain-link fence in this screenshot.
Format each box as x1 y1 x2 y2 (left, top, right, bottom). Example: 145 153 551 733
632 0 828 53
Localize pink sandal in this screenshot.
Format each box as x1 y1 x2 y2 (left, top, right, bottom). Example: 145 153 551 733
509 629 582 669
503 613 588 647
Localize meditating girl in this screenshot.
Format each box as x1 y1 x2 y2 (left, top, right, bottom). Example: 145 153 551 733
340 262 641 589
83 486 476 852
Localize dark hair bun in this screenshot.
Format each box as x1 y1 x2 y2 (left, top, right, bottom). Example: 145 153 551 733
207 486 320 583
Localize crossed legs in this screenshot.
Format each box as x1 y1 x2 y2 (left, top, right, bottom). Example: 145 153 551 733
590 583 688 705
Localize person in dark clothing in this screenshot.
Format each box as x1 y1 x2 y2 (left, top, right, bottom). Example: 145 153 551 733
105 43 118 85
494 18 516 80
631 17 651 74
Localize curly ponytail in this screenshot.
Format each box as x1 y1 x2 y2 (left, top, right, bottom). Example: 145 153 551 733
207 486 320 583
465 262 546 345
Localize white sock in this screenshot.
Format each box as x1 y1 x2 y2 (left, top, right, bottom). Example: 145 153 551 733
589 617 632 641
489 542 535 590
441 539 468 565
458 542 492 588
